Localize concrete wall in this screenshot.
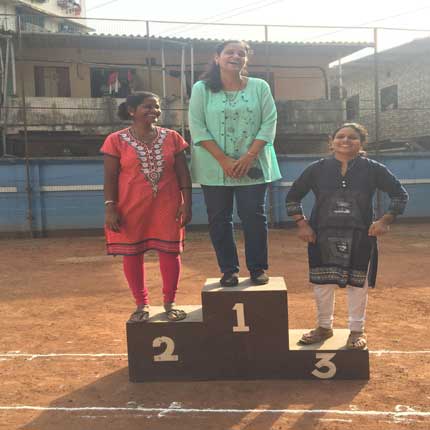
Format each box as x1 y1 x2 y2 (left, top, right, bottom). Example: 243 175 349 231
277 99 345 134
336 56 430 142
17 59 91 98
3 96 345 139
15 44 333 101
5 96 119 133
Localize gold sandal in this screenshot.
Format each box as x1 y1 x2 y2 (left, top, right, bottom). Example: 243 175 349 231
128 305 150 323
346 331 367 350
164 303 187 322
298 327 333 345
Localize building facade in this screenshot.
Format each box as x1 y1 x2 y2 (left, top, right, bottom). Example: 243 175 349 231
0 14 371 156
333 37 430 149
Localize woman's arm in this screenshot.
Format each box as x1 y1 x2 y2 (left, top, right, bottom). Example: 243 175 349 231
232 139 267 178
368 162 409 236
174 151 192 227
286 163 317 243
199 140 239 178
254 80 277 144
103 154 121 232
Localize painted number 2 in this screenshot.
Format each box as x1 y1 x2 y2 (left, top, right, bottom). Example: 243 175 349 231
152 336 179 362
232 303 250 332
312 352 337 379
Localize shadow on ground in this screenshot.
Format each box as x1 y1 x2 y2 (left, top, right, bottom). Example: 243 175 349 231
24 366 367 430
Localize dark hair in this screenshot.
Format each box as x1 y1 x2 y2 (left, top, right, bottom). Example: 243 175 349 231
332 122 369 144
200 40 250 92
117 91 160 120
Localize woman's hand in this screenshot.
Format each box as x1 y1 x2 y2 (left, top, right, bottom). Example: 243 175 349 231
368 219 390 237
176 203 192 227
232 153 256 178
297 221 316 243
219 156 239 178
105 205 121 232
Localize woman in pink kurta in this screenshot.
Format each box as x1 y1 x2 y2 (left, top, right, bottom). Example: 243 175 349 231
101 92 192 323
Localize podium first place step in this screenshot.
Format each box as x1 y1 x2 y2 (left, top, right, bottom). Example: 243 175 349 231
201 277 290 378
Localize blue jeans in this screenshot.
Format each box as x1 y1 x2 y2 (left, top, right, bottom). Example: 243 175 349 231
202 183 268 274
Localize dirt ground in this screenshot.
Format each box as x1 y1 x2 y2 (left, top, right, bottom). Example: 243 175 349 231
0 223 429 430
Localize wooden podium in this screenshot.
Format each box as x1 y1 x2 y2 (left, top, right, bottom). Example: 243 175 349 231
126 277 369 382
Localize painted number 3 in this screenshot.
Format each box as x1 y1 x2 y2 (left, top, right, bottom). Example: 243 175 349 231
152 336 179 362
312 353 337 379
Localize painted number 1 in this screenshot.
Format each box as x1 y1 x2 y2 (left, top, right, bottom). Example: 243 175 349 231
232 303 250 332
312 352 337 379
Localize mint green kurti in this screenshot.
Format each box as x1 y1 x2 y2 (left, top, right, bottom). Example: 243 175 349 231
188 77 282 186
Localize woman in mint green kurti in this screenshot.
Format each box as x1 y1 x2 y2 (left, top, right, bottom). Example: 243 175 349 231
188 40 281 287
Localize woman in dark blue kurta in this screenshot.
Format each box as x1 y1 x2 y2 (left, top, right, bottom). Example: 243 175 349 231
286 123 408 349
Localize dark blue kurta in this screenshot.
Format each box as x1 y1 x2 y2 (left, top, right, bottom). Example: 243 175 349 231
286 156 408 288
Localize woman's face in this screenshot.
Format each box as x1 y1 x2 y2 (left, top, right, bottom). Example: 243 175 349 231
129 96 161 125
215 42 248 74
331 127 363 158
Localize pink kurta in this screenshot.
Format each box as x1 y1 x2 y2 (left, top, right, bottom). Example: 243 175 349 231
101 127 189 255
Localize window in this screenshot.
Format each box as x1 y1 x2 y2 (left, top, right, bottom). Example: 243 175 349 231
90 68 134 98
34 67 71 97
380 85 398 111
346 95 359 120
16 7 45 31
58 22 80 33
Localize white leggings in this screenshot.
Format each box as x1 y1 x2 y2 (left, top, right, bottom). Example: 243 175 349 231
313 282 368 332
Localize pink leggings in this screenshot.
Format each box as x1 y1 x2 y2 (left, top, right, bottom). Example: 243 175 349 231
122 252 181 306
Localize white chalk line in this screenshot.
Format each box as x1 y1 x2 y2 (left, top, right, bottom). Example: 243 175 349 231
0 353 127 360
1 351 430 360
371 350 430 356
0 405 430 418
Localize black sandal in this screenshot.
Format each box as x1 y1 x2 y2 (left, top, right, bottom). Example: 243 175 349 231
128 308 150 323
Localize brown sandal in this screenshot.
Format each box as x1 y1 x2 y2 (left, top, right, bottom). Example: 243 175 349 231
298 327 334 345
346 331 367 350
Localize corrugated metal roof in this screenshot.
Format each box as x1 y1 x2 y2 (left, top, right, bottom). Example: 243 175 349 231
335 35 430 68
72 33 371 47
19 31 370 62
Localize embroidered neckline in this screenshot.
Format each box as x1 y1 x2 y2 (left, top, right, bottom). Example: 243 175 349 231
128 126 159 146
119 127 168 197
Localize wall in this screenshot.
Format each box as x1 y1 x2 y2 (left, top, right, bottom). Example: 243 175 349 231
14 43 334 101
3 96 345 137
5 96 119 133
16 55 91 98
0 154 428 234
277 99 345 134
338 56 430 142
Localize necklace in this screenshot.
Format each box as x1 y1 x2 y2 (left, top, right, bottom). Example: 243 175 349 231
129 127 158 146
224 90 241 104
223 77 246 105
